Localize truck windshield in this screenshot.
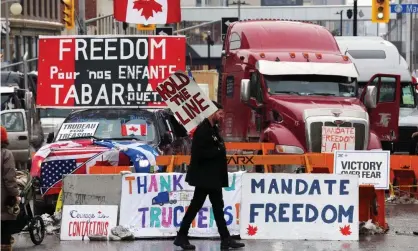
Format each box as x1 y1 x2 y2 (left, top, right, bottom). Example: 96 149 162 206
265 75 357 97
358 82 416 108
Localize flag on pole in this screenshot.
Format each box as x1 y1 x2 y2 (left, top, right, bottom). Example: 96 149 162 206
113 0 181 24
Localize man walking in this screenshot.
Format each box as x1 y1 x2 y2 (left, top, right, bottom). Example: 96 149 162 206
174 101 245 250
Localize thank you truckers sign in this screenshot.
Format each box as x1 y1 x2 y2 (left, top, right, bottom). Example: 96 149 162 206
37 35 186 108
333 150 390 190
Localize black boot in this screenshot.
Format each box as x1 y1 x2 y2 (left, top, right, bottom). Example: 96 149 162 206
174 232 196 250
221 237 245 250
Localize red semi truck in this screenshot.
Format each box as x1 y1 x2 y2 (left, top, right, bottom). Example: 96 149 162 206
218 20 402 172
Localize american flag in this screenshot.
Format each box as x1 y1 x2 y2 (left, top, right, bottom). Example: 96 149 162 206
39 149 121 195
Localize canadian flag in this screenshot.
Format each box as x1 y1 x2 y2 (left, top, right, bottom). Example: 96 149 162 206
113 0 181 24
121 124 147 136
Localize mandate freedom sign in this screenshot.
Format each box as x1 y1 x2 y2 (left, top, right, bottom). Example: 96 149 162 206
333 150 390 190
119 172 243 237
240 173 359 241
37 35 186 108
55 122 99 141
60 205 118 241
156 71 218 132
321 126 355 153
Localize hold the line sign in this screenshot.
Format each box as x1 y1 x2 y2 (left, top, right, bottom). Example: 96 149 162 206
333 150 390 190
156 71 218 132
37 35 186 108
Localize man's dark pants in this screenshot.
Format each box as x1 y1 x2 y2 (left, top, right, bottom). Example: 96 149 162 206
179 187 230 239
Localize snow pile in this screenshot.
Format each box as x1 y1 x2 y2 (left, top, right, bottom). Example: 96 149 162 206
41 212 61 235
89 225 134 241
386 195 418 204
359 219 385 235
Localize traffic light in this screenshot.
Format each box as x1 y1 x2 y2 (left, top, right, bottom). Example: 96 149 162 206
62 0 75 29
372 0 390 23
347 9 353 19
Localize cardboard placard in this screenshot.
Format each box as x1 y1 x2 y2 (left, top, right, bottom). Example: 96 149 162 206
321 126 355 153
60 205 118 241
56 122 99 141
156 71 218 132
239 173 359 241
334 150 390 190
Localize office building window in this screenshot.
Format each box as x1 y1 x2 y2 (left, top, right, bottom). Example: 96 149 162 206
44 0 48 18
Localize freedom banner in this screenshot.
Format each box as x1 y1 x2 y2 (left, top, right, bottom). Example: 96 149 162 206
119 172 243 237
334 150 390 190
240 173 359 241
156 71 218 132
37 35 186 108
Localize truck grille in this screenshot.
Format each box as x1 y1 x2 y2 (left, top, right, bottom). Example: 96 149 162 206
309 121 366 152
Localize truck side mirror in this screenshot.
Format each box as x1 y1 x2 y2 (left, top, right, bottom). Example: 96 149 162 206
46 132 54 144
24 91 33 109
240 79 251 103
364 86 378 109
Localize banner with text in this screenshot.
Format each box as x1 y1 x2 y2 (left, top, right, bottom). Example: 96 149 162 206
37 35 186 108
240 173 359 241
119 172 243 237
334 150 390 190
156 71 218 132
60 205 118 241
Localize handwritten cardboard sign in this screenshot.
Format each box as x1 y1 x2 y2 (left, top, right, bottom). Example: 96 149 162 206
156 71 218 132
60 205 118 241
321 126 355 153
56 122 99 141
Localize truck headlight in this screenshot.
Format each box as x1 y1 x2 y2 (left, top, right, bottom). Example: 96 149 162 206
275 145 304 154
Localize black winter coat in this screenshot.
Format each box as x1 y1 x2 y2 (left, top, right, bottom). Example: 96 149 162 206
185 119 229 189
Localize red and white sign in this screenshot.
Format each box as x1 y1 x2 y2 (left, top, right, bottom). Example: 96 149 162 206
113 0 181 24
321 126 355 153
60 205 118 241
37 35 185 108
121 124 147 136
156 71 218 132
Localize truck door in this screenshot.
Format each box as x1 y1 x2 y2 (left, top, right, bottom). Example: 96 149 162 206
362 74 401 142
0 109 29 166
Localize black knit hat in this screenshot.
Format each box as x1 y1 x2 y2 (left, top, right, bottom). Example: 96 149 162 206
212 101 223 109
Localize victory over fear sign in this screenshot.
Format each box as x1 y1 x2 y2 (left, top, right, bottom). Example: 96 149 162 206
36 35 186 108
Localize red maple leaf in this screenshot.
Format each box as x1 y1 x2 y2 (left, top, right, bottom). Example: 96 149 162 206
247 225 258 236
133 0 163 20
129 126 138 132
98 211 102 214
340 225 352 236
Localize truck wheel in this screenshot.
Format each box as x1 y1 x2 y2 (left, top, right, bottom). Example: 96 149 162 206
170 200 177 204
159 203 164 206
371 197 378 216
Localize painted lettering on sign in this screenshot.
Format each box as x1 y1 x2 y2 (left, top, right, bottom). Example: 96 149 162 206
321 126 355 153
156 71 218 132
239 174 359 241
227 156 254 165
119 173 243 237
37 36 186 108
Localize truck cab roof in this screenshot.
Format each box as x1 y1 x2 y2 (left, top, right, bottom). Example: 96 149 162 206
228 20 341 53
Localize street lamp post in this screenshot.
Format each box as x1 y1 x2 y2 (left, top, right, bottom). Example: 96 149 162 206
336 11 343 36
2 0 23 63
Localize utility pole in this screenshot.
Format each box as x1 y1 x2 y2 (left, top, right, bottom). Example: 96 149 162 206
78 0 86 35
353 0 358 36
207 31 214 69
336 11 343 36
238 0 241 20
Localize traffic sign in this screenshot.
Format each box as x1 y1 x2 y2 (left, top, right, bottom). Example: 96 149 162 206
137 24 156 31
221 17 239 41
391 4 418 14
156 27 173 36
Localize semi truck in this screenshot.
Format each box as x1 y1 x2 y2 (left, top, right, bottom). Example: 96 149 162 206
335 36 418 154
218 20 403 172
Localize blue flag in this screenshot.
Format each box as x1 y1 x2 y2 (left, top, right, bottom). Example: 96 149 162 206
94 140 160 173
